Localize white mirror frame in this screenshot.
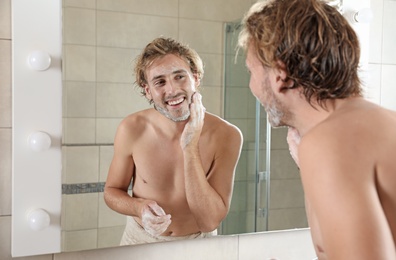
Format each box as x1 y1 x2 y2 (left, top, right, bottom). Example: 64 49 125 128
12 0 62 257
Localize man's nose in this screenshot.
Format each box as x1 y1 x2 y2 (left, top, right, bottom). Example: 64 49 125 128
164 80 177 94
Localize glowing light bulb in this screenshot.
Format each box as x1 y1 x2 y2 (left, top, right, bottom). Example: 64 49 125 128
27 51 52 71
27 131 51 152
27 209 51 231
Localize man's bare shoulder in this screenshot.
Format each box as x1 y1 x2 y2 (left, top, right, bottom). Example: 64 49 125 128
203 112 243 141
116 108 157 137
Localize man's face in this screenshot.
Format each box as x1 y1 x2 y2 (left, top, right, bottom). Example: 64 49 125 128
245 47 288 127
144 54 199 122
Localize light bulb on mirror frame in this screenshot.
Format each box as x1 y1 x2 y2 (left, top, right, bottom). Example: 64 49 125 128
27 50 52 71
27 131 52 152
27 209 51 231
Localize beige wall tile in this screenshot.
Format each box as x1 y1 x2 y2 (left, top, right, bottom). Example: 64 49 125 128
0 0 11 39
62 193 99 231
63 118 96 144
179 19 224 54
99 145 113 182
268 208 308 231
180 0 251 22
0 216 11 260
270 150 299 180
97 226 125 249
97 11 178 48
270 179 305 209
63 7 96 45
0 40 11 127
63 146 99 184
97 83 137 117
63 81 96 118
200 86 222 116
62 229 98 252
98 193 126 228
97 0 178 17
271 127 289 149
63 0 96 9
64 45 96 82
96 118 123 144
96 47 137 83
0 129 11 215
199 53 223 87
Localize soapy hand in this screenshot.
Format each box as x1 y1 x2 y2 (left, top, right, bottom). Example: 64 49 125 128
180 92 205 150
287 127 301 168
141 201 171 237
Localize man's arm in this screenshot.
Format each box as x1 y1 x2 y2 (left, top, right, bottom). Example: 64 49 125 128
181 93 243 232
104 118 171 236
299 129 395 259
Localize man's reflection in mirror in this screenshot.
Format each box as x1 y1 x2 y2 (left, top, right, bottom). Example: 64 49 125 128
104 37 243 245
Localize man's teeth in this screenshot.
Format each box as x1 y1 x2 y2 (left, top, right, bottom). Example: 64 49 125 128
168 97 184 106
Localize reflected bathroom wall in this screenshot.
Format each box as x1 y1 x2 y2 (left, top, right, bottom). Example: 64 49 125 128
221 22 307 235
61 0 255 252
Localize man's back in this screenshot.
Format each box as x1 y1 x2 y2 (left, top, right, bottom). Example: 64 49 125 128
299 97 396 259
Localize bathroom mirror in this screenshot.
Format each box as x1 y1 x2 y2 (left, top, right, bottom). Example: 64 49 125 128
15 0 373 257
60 0 308 253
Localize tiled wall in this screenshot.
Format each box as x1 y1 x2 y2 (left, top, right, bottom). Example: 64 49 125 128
1 0 395 259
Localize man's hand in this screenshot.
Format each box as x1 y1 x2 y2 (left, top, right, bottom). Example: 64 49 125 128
180 92 205 150
141 201 171 237
287 127 301 168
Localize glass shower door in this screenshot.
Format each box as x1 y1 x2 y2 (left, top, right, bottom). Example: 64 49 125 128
220 22 271 235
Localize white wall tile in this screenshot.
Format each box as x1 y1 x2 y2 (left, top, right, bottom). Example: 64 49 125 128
381 64 396 110
96 83 138 117
268 208 308 230
382 0 396 64
369 0 383 63
364 63 381 104
97 47 137 83
97 226 125 249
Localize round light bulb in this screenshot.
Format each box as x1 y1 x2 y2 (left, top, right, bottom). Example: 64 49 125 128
27 209 51 231
27 51 52 71
354 8 373 23
27 131 52 152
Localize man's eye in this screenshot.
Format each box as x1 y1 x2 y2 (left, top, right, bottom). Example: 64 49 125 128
176 75 185 80
154 80 165 86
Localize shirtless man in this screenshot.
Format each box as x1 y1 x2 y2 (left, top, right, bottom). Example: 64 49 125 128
239 0 396 259
104 37 243 245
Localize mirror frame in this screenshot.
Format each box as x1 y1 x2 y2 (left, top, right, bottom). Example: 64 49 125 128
12 0 62 257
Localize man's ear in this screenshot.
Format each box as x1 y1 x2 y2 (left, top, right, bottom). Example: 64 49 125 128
144 84 152 99
275 63 294 93
193 73 201 88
